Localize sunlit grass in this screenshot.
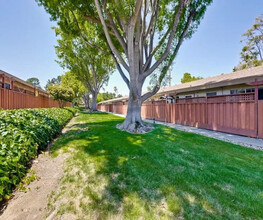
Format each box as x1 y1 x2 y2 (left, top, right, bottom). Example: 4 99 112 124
49 112 263 219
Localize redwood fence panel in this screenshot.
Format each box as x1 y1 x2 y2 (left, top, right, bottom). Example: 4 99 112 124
98 93 260 138
0 88 70 109
258 101 263 138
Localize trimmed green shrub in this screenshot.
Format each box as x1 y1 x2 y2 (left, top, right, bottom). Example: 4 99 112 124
0 107 77 201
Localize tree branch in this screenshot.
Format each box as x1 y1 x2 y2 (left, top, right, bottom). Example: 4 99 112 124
83 14 112 28
141 84 160 102
130 0 143 26
94 0 129 71
70 10 109 55
106 8 128 54
142 9 196 102
143 27 169 71
142 0 188 79
143 0 160 72
111 51 130 89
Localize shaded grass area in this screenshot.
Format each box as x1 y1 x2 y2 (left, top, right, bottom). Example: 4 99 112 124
50 112 263 219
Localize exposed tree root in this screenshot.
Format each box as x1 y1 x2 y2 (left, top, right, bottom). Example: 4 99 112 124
116 121 154 134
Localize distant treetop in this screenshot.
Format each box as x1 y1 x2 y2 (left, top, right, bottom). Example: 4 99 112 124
181 72 203 83
26 77 41 88
45 76 61 90
234 14 263 71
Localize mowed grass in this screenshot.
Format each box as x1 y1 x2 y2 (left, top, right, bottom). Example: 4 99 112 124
50 112 263 219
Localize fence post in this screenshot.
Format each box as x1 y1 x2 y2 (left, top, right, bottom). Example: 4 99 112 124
205 96 208 125
255 79 259 138
10 80 14 90
152 100 154 121
10 79 14 109
1 75 4 88
165 95 168 123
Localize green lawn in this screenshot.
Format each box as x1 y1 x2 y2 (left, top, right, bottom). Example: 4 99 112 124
49 112 263 219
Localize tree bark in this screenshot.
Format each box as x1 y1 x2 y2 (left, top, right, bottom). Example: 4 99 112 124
116 80 153 133
93 0 196 133
58 100 64 108
91 92 98 111
83 93 90 109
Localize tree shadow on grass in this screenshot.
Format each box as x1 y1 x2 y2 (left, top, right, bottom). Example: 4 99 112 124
51 113 263 219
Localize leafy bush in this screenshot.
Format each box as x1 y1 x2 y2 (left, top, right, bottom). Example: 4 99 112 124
0 107 77 201
47 84 74 107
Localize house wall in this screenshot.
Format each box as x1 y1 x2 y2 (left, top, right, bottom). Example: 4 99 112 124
0 76 11 88
1 76 35 92
13 81 35 93
177 84 258 99
0 73 70 109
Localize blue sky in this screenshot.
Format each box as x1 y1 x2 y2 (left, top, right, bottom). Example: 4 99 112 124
0 0 263 96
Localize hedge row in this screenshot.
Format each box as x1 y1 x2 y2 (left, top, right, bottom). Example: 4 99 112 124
0 107 77 201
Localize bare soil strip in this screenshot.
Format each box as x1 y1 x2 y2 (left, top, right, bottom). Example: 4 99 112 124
0 117 75 220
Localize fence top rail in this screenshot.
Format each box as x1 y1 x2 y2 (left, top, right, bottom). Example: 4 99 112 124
175 93 255 104
175 92 254 100
98 93 255 106
174 100 255 104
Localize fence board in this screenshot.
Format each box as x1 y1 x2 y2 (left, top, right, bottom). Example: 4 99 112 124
98 93 258 137
258 101 263 138
0 88 70 109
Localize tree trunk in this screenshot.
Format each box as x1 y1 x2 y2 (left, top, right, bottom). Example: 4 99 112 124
83 93 90 109
58 100 64 108
116 82 153 133
91 92 98 111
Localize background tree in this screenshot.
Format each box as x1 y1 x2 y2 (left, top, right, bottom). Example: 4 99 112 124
83 92 91 109
97 92 117 103
181 72 203 83
234 14 263 71
147 69 172 92
113 86 119 97
55 28 114 111
26 77 41 88
61 71 86 106
45 76 61 90
38 0 212 132
47 84 74 108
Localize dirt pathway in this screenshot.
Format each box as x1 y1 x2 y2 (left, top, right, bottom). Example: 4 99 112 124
0 117 76 220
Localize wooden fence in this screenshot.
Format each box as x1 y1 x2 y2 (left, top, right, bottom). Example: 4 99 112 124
0 88 69 109
98 93 263 138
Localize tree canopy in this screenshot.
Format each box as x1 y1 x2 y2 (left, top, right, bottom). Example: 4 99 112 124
37 0 212 132
55 27 114 111
234 14 263 71
45 76 61 90
47 84 74 108
97 92 117 103
61 71 86 106
181 72 203 83
26 77 41 88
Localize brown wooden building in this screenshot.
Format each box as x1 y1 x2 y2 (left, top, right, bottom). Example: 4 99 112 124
0 69 67 109
98 65 263 138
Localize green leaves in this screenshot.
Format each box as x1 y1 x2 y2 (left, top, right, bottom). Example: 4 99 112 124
181 72 203 83
0 107 76 201
234 14 263 71
47 85 74 107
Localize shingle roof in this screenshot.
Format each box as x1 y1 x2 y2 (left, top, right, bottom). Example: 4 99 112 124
0 69 48 94
98 96 129 104
158 65 263 96
99 65 263 104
